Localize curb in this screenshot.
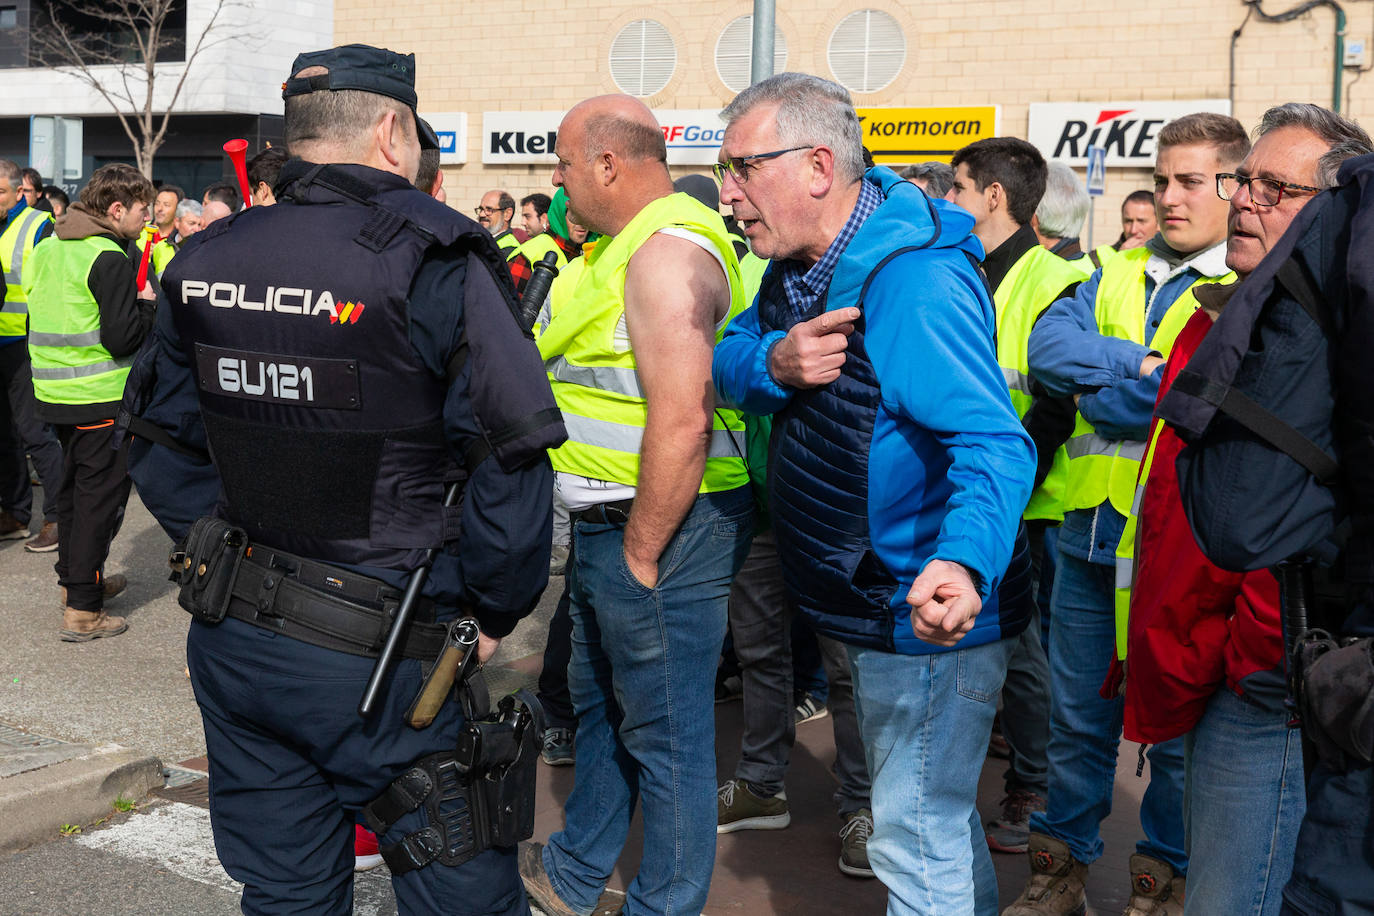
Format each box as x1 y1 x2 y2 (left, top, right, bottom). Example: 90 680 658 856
0 740 164 854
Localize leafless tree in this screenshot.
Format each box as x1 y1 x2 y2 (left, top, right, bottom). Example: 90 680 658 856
29 0 235 177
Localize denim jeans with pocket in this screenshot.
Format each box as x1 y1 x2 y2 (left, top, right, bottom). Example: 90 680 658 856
848 636 1014 916
543 488 753 916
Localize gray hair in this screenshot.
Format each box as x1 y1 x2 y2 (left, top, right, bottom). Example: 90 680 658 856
1036 162 1090 239
1256 102 1373 188
899 161 954 198
0 159 19 190
175 199 202 220
284 66 413 161
720 72 865 184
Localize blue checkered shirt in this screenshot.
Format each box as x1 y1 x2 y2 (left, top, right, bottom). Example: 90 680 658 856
777 179 882 325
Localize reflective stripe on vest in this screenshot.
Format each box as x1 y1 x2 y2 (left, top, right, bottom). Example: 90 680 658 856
0 207 53 334
1111 416 1169 660
537 192 748 493
1061 247 1235 517
25 234 134 406
993 245 1083 522
518 232 567 271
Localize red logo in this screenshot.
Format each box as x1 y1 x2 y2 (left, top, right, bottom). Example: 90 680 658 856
330 301 365 325
1096 109 1134 125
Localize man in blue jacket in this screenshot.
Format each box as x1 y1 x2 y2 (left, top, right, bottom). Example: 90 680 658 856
712 72 1036 916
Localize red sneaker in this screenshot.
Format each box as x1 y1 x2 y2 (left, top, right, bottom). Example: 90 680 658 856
354 824 383 872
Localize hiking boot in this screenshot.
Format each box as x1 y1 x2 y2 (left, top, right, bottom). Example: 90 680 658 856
987 789 1047 854
717 777 790 833
59 574 128 609
1002 833 1088 916
59 607 129 642
518 841 578 916
541 727 575 766
24 521 57 552
838 808 875 878
0 510 27 540
354 825 383 872
794 692 829 725
1122 854 1185 916
591 887 627 916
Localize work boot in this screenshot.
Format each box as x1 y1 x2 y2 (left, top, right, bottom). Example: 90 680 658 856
59 607 128 642
60 574 128 608
518 841 578 916
1122 854 1185 916
1002 833 1088 916
24 520 57 552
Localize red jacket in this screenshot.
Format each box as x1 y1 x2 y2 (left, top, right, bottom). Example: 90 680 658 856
1115 303 1285 744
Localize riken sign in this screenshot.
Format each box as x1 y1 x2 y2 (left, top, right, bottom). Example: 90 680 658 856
483 110 729 165
1027 100 1232 167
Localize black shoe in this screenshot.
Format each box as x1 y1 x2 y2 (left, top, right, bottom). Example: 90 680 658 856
541 727 575 766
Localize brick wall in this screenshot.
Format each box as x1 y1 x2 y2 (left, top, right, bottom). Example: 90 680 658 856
333 0 1374 242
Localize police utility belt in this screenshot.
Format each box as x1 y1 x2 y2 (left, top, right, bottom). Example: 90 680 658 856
169 515 447 660
171 516 542 873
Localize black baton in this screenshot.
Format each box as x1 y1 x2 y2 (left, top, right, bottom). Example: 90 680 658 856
358 480 462 718
1276 557 1312 728
518 251 560 331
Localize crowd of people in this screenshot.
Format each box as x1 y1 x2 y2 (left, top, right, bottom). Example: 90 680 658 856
2 39 1371 916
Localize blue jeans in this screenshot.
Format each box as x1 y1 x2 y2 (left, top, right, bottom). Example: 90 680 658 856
1029 550 1188 872
1183 686 1305 916
544 489 753 916
188 618 527 916
848 637 1013 916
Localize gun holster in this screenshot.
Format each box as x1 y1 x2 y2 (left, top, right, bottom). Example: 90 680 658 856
169 516 248 625
362 689 543 874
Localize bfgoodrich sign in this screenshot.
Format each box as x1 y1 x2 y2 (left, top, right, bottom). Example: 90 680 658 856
1027 100 1232 167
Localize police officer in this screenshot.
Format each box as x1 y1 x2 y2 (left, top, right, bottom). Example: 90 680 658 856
138 44 564 914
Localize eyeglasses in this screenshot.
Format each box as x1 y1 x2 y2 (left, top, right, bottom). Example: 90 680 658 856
713 146 813 185
1216 173 1322 207
474 205 504 216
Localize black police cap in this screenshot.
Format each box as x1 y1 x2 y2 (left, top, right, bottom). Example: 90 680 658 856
282 43 440 150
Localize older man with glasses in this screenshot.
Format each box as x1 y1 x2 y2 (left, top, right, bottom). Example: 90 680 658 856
1117 102 1371 916
711 72 1035 916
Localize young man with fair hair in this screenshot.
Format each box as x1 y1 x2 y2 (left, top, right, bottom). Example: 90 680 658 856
1012 112 1250 916
518 94 752 916
1122 102 1371 916
25 163 157 640
712 72 1035 915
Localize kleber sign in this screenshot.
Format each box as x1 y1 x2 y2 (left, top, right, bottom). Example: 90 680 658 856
482 110 728 166
1028 100 1232 167
422 111 468 165
857 107 1000 163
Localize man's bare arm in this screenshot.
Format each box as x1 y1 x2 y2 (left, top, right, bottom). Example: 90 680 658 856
621 232 731 588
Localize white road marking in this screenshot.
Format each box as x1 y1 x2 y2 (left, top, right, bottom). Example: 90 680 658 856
74 801 241 893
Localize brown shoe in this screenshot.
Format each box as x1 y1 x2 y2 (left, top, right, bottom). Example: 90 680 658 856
518 841 578 916
59 607 129 642
24 521 57 552
1122 854 1185 916
0 510 28 540
60 574 128 608
1002 833 1088 915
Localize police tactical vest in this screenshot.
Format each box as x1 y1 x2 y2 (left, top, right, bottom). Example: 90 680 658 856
163 164 519 571
537 192 748 493
0 206 52 336
1062 247 1234 517
25 234 135 407
994 245 1083 523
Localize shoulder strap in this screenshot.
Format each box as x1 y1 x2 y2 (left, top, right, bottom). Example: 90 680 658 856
1088 249 1102 271
1170 371 1340 484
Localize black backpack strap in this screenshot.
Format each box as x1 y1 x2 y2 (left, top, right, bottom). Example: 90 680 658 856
1275 258 1332 334
117 407 212 462
1171 371 1340 485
